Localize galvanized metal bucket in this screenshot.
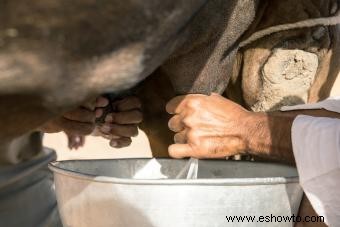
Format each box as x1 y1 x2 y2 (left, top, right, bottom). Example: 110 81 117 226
49 159 303 227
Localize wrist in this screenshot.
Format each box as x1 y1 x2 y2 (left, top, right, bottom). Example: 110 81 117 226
242 112 269 155
244 111 296 163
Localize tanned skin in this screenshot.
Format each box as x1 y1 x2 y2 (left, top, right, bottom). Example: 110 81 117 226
166 93 340 165
39 96 143 148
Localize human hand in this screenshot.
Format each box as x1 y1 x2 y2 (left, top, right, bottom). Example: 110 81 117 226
39 96 109 135
166 93 253 159
98 96 143 148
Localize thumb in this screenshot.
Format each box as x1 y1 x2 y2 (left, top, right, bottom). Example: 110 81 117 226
168 144 194 159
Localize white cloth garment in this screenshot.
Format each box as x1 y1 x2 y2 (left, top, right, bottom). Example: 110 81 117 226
281 97 340 226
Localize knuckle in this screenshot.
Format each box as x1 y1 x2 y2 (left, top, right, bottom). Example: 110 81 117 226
187 130 200 142
111 113 118 123
186 98 201 109
105 113 114 123
182 116 194 127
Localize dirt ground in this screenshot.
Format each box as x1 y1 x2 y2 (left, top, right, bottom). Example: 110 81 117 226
45 72 340 161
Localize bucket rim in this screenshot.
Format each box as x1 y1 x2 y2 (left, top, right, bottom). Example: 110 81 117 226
48 158 300 186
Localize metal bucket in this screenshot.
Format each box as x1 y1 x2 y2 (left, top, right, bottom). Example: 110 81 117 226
49 159 303 227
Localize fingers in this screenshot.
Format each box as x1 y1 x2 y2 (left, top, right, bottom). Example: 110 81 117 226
105 110 143 124
170 137 244 159
82 99 97 111
63 107 96 123
94 96 142 149
166 95 186 114
64 95 110 123
174 130 187 144
100 123 138 137
168 114 185 132
166 94 206 114
96 96 109 108
113 96 142 111
95 108 104 118
168 144 193 159
82 96 109 111
110 137 132 148
58 118 95 135
166 94 249 159
94 96 110 118
96 96 142 125
97 125 134 148
167 94 205 132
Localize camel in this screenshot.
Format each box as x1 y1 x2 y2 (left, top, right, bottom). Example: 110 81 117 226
0 0 339 226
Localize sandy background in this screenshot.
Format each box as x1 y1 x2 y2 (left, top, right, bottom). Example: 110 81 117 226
45 73 340 161
44 129 152 161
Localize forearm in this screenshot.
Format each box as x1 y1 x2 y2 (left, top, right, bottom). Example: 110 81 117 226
245 112 295 164
245 109 340 164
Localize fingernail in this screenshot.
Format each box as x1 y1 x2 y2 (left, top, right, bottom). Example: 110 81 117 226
96 97 109 107
110 141 118 147
101 124 111 133
105 114 113 122
95 109 103 118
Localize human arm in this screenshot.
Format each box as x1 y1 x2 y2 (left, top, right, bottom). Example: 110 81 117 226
166 93 340 164
167 93 340 224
